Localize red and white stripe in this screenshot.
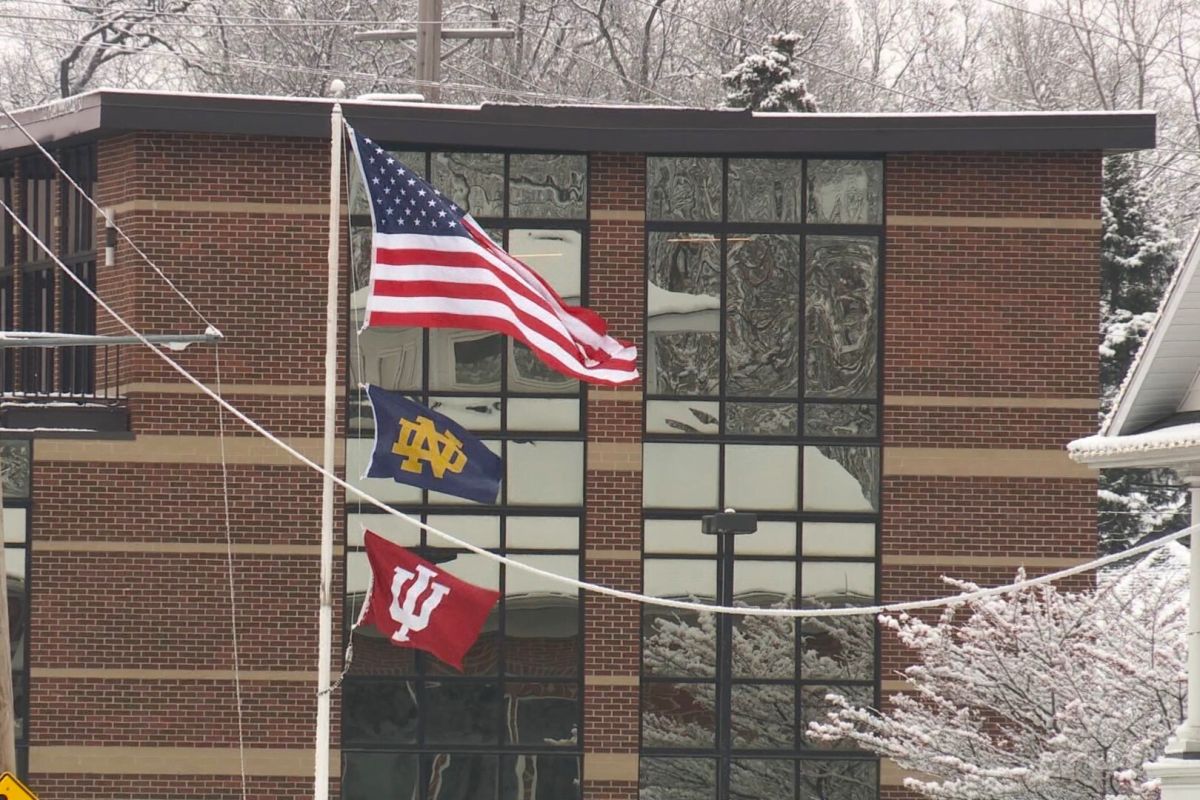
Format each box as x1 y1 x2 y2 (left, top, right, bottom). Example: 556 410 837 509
363 217 639 386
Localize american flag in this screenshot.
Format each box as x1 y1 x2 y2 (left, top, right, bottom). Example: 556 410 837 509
348 126 639 386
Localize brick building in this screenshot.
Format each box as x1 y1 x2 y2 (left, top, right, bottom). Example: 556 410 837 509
0 91 1154 800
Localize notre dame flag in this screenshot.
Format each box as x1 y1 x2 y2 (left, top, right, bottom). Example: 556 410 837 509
365 384 502 504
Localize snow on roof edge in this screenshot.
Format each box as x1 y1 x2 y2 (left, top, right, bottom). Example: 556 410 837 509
1070 420 1200 459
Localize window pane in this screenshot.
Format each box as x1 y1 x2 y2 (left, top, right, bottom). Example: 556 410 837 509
797 759 878 800
647 157 721 221
729 158 803 222
506 516 580 550
730 759 793 800
2 509 25 545
354 328 422 392
425 753 498 800
644 519 717 555
804 404 877 437
735 521 797 557
801 522 875 558
806 160 883 224
0 441 30 499
726 402 797 436
803 446 879 512
644 560 717 678
342 752 418 800
508 399 580 431
726 234 800 397
647 233 720 396
733 561 795 678
423 682 502 744
642 681 717 747
428 396 502 431
502 754 581 799
640 757 717 800
432 152 504 216
343 680 418 745
804 236 878 400
505 555 579 677
507 441 583 506
426 515 500 549
802 684 873 749
731 684 793 749
725 444 798 511
644 443 719 509
646 400 719 435
429 330 503 392
509 154 586 218
505 684 579 744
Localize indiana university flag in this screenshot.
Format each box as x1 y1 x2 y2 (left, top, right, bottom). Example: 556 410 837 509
365 384 502 504
356 530 500 669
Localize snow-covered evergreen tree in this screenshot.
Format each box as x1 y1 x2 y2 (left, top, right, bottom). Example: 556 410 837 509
811 547 1189 800
1098 154 1186 552
722 32 819 112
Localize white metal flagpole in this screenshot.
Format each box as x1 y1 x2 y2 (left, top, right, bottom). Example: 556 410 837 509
314 102 343 800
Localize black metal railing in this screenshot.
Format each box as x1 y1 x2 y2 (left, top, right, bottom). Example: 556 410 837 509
2 343 121 402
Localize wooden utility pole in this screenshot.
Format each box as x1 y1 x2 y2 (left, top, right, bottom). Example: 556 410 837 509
353 2 515 102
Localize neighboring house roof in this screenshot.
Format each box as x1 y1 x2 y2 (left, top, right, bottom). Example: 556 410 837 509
0 88 1157 155
1071 225 1200 467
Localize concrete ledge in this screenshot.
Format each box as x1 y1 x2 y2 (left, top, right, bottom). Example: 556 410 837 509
32 668 319 682
586 548 641 561
584 674 639 686
584 752 638 782
888 215 1100 230
884 447 1094 479
590 209 646 222
34 434 342 466
884 394 1098 409
33 541 339 556
587 442 642 472
882 554 1091 568
30 746 337 777
588 388 643 403
110 199 337 216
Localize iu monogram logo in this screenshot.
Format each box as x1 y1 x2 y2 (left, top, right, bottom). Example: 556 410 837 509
388 564 452 642
392 416 469 479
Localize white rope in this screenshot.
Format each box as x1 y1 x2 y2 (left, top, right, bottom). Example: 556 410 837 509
0 198 1187 618
0 105 221 335
213 344 249 799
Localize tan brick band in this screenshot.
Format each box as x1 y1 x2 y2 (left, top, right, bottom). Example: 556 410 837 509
34 435 342 466
585 674 639 686
883 554 1090 568
587 549 641 561
887 215 1100 230
882 758 932 786
881 679 911 692
34 541 339 556
29 746 338 777
584 752 639 782
110 199 338 216
885 394 1098 409
33 668 319 681
587 442 642 472
591 209 646 222
884 448 1093 479
118 382 337 397
588 387 644 403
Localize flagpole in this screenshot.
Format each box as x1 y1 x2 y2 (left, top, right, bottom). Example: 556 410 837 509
314 102 343 800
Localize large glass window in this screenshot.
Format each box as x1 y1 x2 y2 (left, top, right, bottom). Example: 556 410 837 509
343 149 586 800
642 156 882 800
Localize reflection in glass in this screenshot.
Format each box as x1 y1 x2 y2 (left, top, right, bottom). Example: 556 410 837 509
506 516 580 550
646 400 719 436
432 152 504 216
343 680 418 745
731 684 794 748
505 684 579 744
0 440 30 499
798 759 878 800
507 399 580 431
724 444 798 511
642 681 717 747
732 561 794 678
342 752 418 800
640 756 717 800
806 160 883 224
345 437 423 503
804 404 877 437
647 157 721 221
429 396 502 431
643 443 719 509
423 682 501 744
734 521 797 557
505 555 579 677
425 516 500 549
502 754 581 800
726 235 800 397
507 441 583 506
508 229 582 298
509 154 586 218
644 560 717 678
430 330 503 391
805 236 878 399
801 522 875 558
647 233 720 396
728 159 803 222
2 509 24 545
802 685 873 748
644 519 718 555
803 446 880 512
730 758 793 800
726 402 797 436
425 753 498 800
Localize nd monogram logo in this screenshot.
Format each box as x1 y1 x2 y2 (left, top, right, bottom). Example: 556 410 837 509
392 416 469 479
389 564 451 642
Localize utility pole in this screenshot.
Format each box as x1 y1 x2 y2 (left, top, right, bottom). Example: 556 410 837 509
353 1 515 103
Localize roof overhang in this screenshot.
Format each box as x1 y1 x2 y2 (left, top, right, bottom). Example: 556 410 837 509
0 88 1159 155
1070 422 1200 469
